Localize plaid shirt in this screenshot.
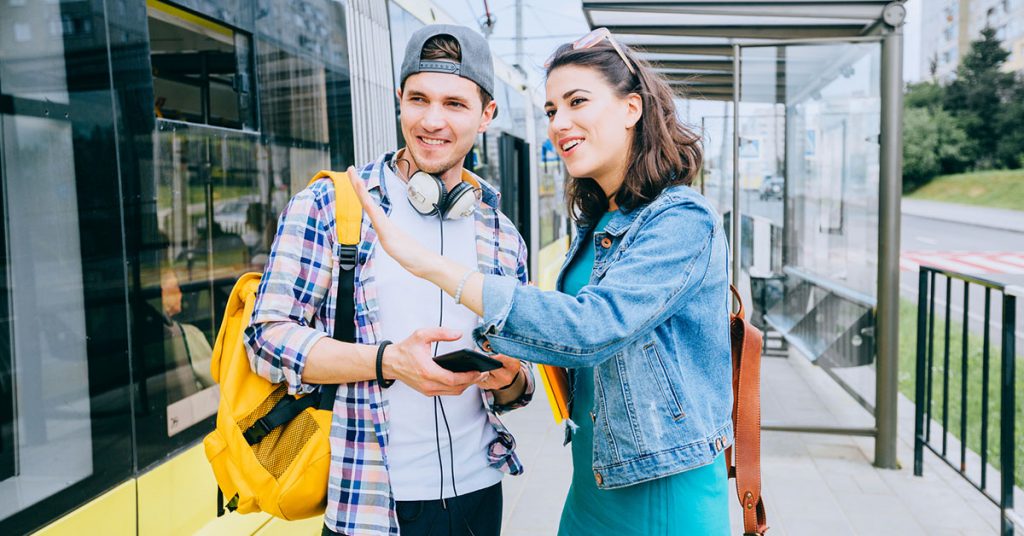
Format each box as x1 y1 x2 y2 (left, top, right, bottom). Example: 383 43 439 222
245 152 534 535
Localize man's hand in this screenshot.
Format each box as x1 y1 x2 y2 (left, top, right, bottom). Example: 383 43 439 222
383 328 488 396
477 354 522 392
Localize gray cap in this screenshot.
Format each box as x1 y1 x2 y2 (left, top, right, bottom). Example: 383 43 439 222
400 24 494 99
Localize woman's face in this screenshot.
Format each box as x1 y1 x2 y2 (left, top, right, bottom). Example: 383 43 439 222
544 65 641 186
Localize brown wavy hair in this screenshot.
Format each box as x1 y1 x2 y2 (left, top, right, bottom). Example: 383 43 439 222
546 39 703 223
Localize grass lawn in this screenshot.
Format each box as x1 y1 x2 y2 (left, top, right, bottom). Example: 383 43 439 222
896 298 1024 487
906 169 1024 212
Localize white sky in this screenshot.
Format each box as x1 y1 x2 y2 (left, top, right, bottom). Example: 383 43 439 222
438 0 592 92
439 0 925 87
904 0 923 83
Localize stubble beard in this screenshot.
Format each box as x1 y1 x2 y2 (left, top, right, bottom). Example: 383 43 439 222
406 145 465 178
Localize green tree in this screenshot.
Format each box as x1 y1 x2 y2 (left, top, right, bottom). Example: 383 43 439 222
904 80 944 109
903 107 940 189
943 27 1016 168
903 106 971 191
902 80 971 190
995 83 1024 168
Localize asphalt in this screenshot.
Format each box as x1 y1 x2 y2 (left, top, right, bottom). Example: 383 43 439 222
902 198 1024 234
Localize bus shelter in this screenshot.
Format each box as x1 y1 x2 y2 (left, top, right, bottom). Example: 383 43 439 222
581 0 906 468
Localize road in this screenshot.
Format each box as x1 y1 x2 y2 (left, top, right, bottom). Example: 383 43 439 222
900 212 1024 353
701 184 1022 349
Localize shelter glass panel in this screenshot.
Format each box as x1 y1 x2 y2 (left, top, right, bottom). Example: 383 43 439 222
739 41 881 409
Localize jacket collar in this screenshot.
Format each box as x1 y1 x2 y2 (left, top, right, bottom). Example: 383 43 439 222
601 206 644 237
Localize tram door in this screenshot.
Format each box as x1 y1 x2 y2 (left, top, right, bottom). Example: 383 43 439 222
498 133 531 258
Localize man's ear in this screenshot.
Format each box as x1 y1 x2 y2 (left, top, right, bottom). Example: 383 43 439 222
396 87 403 101
625 92 642 129
478 100 498 133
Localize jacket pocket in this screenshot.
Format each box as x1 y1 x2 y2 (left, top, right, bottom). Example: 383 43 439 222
643 342 686 421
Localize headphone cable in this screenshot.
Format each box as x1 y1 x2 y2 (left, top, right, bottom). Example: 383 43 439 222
432 199 478 536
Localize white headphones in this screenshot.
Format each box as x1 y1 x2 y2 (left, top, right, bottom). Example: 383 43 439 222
405 169 481 220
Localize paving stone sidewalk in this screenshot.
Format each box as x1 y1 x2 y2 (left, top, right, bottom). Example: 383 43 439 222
498 352 1016 535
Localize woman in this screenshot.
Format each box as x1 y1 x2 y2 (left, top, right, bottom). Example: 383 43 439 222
349 28 732 535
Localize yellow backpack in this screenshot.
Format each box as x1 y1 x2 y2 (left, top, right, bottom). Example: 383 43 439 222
203 170 360 520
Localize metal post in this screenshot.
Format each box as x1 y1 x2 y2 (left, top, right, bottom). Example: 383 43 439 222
1000 294 1016 536
700 116 706 196
731 44 741 290
515 0 524 75
779 45 790 269
913 269 928 476
874 22 903 469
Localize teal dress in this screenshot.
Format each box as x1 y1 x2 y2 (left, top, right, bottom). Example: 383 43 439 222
557 210 731 536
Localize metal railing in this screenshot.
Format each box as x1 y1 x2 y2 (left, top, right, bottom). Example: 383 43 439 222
913 265 1020 535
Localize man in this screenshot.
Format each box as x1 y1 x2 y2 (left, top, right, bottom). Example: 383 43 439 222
245 24 533 536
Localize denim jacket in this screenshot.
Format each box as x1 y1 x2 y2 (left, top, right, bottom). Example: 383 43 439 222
475 184 733 489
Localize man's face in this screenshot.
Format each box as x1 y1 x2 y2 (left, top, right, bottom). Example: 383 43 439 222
398 71 495 175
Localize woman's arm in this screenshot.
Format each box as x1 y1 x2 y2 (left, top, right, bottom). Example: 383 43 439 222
476 202 722 368
347 170 725 369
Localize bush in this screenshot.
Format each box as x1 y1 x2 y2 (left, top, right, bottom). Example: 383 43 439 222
903 106 971 191
995 85 1024 169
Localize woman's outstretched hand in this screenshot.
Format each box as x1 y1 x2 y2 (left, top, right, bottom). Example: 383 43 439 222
347 166 487 318
347 166 437 277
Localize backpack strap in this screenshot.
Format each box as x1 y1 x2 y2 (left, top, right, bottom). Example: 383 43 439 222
241 170 361 446
308 170 362 409
727 285 768 535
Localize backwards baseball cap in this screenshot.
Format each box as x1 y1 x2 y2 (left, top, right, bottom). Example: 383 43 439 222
400 24 495 100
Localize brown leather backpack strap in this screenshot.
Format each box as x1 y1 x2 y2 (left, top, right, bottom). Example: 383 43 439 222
730 286 769 535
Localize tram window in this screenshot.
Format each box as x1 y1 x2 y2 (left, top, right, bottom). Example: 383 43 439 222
0 0 140 529
0 113 134 531
0 116 95 523
148 1 254 129
137 123 263 470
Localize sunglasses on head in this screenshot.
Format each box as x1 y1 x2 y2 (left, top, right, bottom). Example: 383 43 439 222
544 27 637 76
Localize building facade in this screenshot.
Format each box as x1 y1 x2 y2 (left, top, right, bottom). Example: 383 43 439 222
921 0 1024 82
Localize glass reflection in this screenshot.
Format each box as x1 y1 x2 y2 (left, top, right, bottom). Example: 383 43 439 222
1 0 134 531
0 113 93 522
135 122 264 467
785 43 880 298
132 0 354 470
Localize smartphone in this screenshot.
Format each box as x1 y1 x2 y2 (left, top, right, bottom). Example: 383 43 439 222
433 349 502 373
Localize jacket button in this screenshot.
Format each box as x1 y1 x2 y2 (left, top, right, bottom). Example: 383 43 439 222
600 237 612 249
594 471 603 485
481 340 493 353
590 411 596 422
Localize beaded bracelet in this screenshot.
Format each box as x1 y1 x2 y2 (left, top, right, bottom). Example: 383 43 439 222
454 269 476 305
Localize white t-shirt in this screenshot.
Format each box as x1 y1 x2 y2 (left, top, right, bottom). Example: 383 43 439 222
375 165 502 501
